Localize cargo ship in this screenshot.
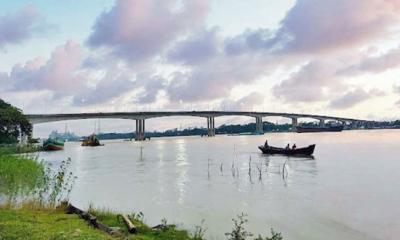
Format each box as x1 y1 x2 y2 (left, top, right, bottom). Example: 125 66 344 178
296 125 343 133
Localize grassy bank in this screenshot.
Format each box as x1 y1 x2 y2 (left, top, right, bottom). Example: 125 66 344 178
0 203 195 240
0 144 42 154
0 205 114 240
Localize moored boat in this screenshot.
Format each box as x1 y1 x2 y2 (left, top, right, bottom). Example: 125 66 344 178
43 138 64 151
296 125 343 133
259 144 315 156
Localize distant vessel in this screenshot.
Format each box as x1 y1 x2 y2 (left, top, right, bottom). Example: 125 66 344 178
296 125 343 133
227 132 264 136
81 134 102 146
43 138 64 151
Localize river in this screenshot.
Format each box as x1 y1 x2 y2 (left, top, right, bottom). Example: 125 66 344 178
38 130 400 240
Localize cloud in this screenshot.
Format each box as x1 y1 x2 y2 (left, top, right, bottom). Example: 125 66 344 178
272 60 346 103
343 46 400 74
165 52 274 102
220 92 265 111
79 0 400 108
167 27 220 65
72 69 135 106
0 6 42 47
6 41 85 95
394 85 400 94
224 28 276 55
3 0 400 116
276 0 400 53
224 0 400 55
87 0 210 63
394 85 400 107
328 88 385 109
134 74 165 104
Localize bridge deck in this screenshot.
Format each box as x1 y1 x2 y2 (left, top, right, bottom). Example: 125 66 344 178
26 111 365 124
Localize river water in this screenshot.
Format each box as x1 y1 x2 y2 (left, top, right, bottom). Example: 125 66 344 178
38 130 400 240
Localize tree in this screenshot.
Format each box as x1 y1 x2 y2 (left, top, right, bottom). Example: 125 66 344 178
0 99 32 144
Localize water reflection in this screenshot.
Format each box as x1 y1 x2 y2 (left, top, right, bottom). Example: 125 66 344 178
174 138 188 205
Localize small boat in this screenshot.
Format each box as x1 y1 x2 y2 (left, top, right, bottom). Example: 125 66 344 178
43 138 64 151
81 134 102 147
259 144 315 156
296 125 343 133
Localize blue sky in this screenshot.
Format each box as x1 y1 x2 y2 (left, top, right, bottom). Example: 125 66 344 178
1 0 400 137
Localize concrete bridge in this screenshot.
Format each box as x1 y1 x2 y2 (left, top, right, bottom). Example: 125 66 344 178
26 111 369 141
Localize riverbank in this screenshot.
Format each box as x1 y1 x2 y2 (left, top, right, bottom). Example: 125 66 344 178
0 205 114 240
0 203 195 240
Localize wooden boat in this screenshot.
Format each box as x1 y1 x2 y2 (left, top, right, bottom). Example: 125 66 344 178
258 144 315 156
81 134 102 147
296 125 343 133
43 138 64 151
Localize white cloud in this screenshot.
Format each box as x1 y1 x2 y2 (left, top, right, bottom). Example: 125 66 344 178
0 6 41 47
87 0 210 63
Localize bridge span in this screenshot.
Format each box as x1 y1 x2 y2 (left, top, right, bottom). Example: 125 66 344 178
26 111 368 141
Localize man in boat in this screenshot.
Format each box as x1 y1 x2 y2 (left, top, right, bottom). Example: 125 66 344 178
292 144 297 150
264 139 269 148
285 143 290 150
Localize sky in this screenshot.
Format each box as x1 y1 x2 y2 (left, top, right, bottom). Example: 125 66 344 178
1 0 400 137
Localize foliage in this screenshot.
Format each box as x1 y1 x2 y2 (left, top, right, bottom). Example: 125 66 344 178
254 229 283 240
0 148 76 208
39 158 77 207
191 220 207 240
0 98 32 143
0 144 42 154
225 213 253 240
0 150 46 202
226 214 283 240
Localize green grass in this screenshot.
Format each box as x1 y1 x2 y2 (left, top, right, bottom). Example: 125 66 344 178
0 206 115 240
0 204 194 240
0 144 42 154
0 149 45 200
88 208 193 240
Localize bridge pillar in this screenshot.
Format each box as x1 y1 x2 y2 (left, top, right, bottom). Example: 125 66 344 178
207 117 215 137
255 116 263 134
135 119 146 141
361 121 368 129
291 118 298 132
318 119 325 127
351 121 359 129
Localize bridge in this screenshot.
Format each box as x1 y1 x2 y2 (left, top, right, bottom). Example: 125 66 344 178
25 111 369 141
